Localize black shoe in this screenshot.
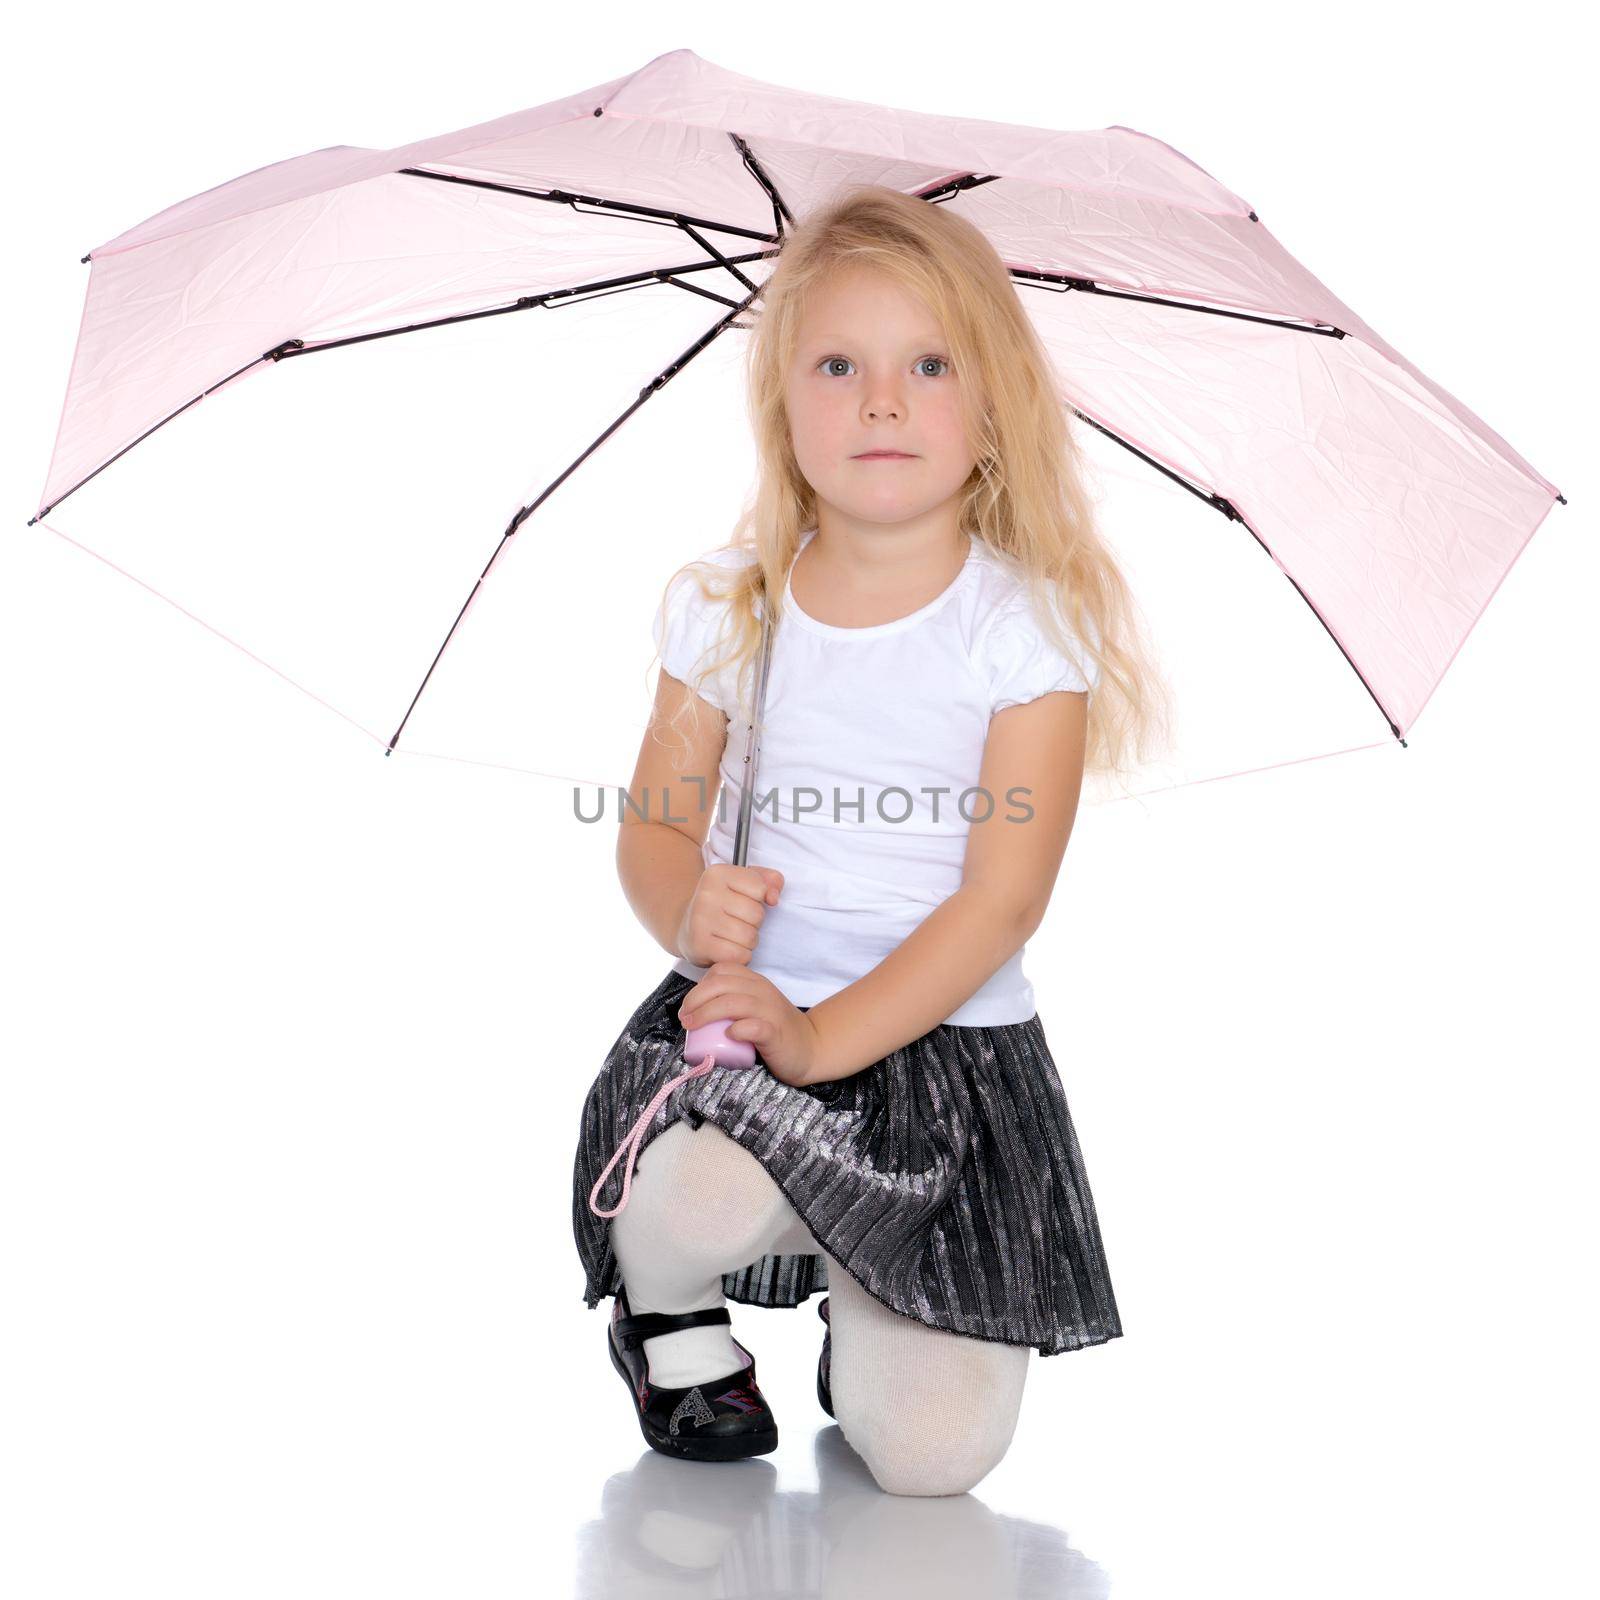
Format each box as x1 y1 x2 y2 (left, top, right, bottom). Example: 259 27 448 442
816 1295 834 1418
608 1286 779 1462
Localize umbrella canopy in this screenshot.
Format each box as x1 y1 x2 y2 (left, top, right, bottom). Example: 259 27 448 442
27 47 1565 796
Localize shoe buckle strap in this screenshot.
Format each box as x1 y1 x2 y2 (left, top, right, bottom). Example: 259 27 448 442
615 1305 733 1350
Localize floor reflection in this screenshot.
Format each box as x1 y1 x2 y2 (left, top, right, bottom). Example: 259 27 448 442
575 1423 1111 1598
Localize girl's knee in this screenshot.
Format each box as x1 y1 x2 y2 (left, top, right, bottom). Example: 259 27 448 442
825 1290 1031 1497
835 1359 1026 1496
614 1118 794 1274
854 1428 1015 1497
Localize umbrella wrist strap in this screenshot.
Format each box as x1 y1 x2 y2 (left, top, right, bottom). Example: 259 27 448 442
588 1053 719 1218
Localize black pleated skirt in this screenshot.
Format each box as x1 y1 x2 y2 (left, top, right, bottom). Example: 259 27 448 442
571 966 1124 1357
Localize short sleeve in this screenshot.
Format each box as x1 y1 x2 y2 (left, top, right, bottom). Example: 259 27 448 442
979 587 1101 713
651 549 753 716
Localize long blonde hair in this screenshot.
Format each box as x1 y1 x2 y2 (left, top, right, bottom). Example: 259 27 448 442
652 182 1171 783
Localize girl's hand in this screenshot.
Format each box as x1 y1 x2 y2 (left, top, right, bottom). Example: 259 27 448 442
676 865 785 969
678 964 825 1087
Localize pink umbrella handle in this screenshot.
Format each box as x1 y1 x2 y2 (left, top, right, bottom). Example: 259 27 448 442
684 1014 756 1068
587 1019 761 1219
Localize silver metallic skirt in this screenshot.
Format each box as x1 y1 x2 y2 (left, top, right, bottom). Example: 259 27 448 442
571 966 1124 1357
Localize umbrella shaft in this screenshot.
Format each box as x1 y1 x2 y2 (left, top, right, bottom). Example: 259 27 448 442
730 606 774 868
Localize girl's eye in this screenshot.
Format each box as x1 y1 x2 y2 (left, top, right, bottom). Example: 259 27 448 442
817 356 952 377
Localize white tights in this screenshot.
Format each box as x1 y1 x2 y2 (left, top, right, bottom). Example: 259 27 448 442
609 1117 1030 1497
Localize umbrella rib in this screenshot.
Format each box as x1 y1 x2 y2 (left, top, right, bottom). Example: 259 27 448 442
270 250 778 358
382 280 768 756
727 134 795 237
396 166 781 245
669 219 762 295
1073 407 1406 743
24 345 287 527
899 173 1335 336
1073 408 1243 521
1011 266 1345 338
895 174 1316 333
914 173 1005 204
1233 512 1407 743
661 276 746 310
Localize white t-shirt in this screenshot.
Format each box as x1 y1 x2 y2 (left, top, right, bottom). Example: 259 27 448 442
653 528 1100 1026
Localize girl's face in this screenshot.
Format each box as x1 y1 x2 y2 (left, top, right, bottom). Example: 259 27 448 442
783 266 978 536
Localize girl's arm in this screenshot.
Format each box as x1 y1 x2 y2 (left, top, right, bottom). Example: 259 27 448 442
616 669 727 957
805 688 1090 1078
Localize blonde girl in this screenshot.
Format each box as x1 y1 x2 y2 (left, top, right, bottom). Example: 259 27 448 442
573 183 1164 1497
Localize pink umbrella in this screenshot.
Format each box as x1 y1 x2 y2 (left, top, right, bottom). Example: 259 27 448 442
25 46 1565 796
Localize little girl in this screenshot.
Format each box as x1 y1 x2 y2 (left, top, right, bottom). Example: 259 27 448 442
572 185 1155 1498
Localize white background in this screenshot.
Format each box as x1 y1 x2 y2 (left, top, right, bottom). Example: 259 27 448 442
3 7 1593 1599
